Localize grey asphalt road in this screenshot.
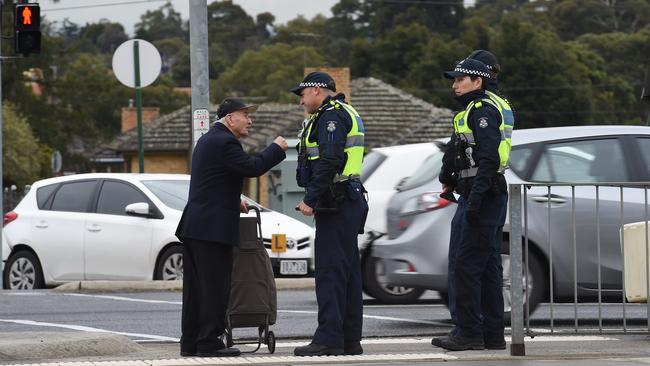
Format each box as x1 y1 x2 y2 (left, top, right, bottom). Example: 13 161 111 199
1 289 649 342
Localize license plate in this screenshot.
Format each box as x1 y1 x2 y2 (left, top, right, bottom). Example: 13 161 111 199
280 260 308 275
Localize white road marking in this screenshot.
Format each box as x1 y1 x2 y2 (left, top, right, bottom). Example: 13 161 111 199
62 294 445 326
64 293 182 305
242 335 619 349
10 353 457 365
0 319 179 342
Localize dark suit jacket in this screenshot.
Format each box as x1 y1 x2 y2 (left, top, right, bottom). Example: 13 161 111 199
175 123 286 246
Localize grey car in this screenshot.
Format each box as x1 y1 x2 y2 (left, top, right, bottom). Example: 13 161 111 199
370 125 650 312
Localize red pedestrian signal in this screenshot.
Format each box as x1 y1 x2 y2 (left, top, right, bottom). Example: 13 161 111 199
14 3 41 56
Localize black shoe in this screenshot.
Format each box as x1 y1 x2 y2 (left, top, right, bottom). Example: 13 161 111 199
180 350 196 357
431 337 443 347
436 335 485 351
196 347 241 357
294 343 343 356
485 338 506 350
344 342 363 355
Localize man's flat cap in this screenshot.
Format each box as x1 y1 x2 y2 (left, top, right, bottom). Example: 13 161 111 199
216 98 258 119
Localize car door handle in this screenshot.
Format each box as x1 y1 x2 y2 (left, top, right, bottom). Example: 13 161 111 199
35 221 48 229
87 224 102 232
532 195 567 204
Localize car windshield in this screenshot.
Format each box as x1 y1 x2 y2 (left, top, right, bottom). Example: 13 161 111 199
399 151 444 191
142 180 189 211
142 179 270 212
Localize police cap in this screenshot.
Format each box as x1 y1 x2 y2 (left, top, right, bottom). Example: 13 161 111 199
290 71 337 95
216 97 258 119
444 58 492 79
468 49 499 72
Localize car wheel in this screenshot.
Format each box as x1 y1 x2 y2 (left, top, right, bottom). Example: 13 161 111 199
362 257 425 304
502 248 545 317
3 250 45 290
155 245 184 281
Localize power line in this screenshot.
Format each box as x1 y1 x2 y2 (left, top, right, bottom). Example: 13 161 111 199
41 0 173 12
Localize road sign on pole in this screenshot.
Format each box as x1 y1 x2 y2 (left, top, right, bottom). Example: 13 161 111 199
112 39 161 173
193 109 210 148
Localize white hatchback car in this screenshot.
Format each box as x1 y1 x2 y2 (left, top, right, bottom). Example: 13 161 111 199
1 173 314 290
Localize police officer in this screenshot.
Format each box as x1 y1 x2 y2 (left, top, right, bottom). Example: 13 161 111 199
290 71 368 357
437 51 516 351
431 58 512 351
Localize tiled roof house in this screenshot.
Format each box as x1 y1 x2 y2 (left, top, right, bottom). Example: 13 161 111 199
110 77 453 169
104 75 454 206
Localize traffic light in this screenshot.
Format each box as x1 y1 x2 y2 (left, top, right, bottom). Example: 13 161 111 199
14 3 41 56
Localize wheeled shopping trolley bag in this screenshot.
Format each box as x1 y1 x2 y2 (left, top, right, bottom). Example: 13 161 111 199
225 206 277 353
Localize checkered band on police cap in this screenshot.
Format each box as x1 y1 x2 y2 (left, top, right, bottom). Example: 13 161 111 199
444 58 493 80
290 71 337 95
452 66 491 78
298 82 330 88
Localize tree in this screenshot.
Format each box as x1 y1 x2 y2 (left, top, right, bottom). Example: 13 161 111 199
135 2 187 42
214 43 325 103
3 103 51 187
207 0 270 73
492 18 640 127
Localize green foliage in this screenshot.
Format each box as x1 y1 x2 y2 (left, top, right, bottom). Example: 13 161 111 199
135 1 187 42
493 18 640 127
3 103 51 186
207 0 271 74
213 43 325 103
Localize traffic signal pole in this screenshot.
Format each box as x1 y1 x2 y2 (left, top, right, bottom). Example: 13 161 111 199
0 1 5 290
189 0 210 167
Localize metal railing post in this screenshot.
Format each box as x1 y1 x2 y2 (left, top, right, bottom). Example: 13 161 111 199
509 184 525 356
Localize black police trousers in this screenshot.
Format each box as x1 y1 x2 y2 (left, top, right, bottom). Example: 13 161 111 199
312 181 368 348
447 192 508 340
180 238 233 354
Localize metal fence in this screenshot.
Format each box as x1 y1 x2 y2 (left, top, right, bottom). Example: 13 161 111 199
3 185 29 214
509 183 650 356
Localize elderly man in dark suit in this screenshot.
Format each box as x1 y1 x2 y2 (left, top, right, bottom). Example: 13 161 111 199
175 98 288 357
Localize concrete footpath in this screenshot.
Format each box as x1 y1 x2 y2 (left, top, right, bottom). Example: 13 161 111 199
2 279 650 365
52 278 316 293
2 332 650 365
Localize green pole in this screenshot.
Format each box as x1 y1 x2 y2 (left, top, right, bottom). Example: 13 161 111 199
134 40 144 173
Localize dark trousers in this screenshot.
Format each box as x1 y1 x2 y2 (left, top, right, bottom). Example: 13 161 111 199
312 182 367 348
181 238 233 353
449 193 507 340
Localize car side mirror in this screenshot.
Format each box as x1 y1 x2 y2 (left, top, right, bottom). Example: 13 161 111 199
125 202 151 217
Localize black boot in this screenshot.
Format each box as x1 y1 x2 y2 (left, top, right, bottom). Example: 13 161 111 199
344 342 363 355
294 343 343 356
436 335 484 351
484 338 506 350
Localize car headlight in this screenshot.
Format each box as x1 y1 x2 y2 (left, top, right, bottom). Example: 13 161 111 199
400 191 452 216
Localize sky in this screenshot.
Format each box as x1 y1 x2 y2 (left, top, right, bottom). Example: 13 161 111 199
40 0 339 36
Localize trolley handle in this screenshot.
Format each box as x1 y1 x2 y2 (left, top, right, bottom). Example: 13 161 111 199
294 206 337 213
246 205 263 239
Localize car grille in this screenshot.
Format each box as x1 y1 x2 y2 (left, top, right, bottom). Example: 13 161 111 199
262 237 310 250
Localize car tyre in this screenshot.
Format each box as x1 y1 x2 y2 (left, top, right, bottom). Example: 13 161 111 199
155 245 184 281
362 257 425 304
3 250 45 290
439 246 545 319
502 246 546 318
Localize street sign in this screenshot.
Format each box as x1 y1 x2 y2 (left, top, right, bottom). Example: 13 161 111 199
112 39 161 88
51 150 62 173
112 39 161 173
192 108 210 147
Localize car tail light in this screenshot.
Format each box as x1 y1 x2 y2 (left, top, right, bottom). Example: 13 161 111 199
400 192 452 217
4 211 18 226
